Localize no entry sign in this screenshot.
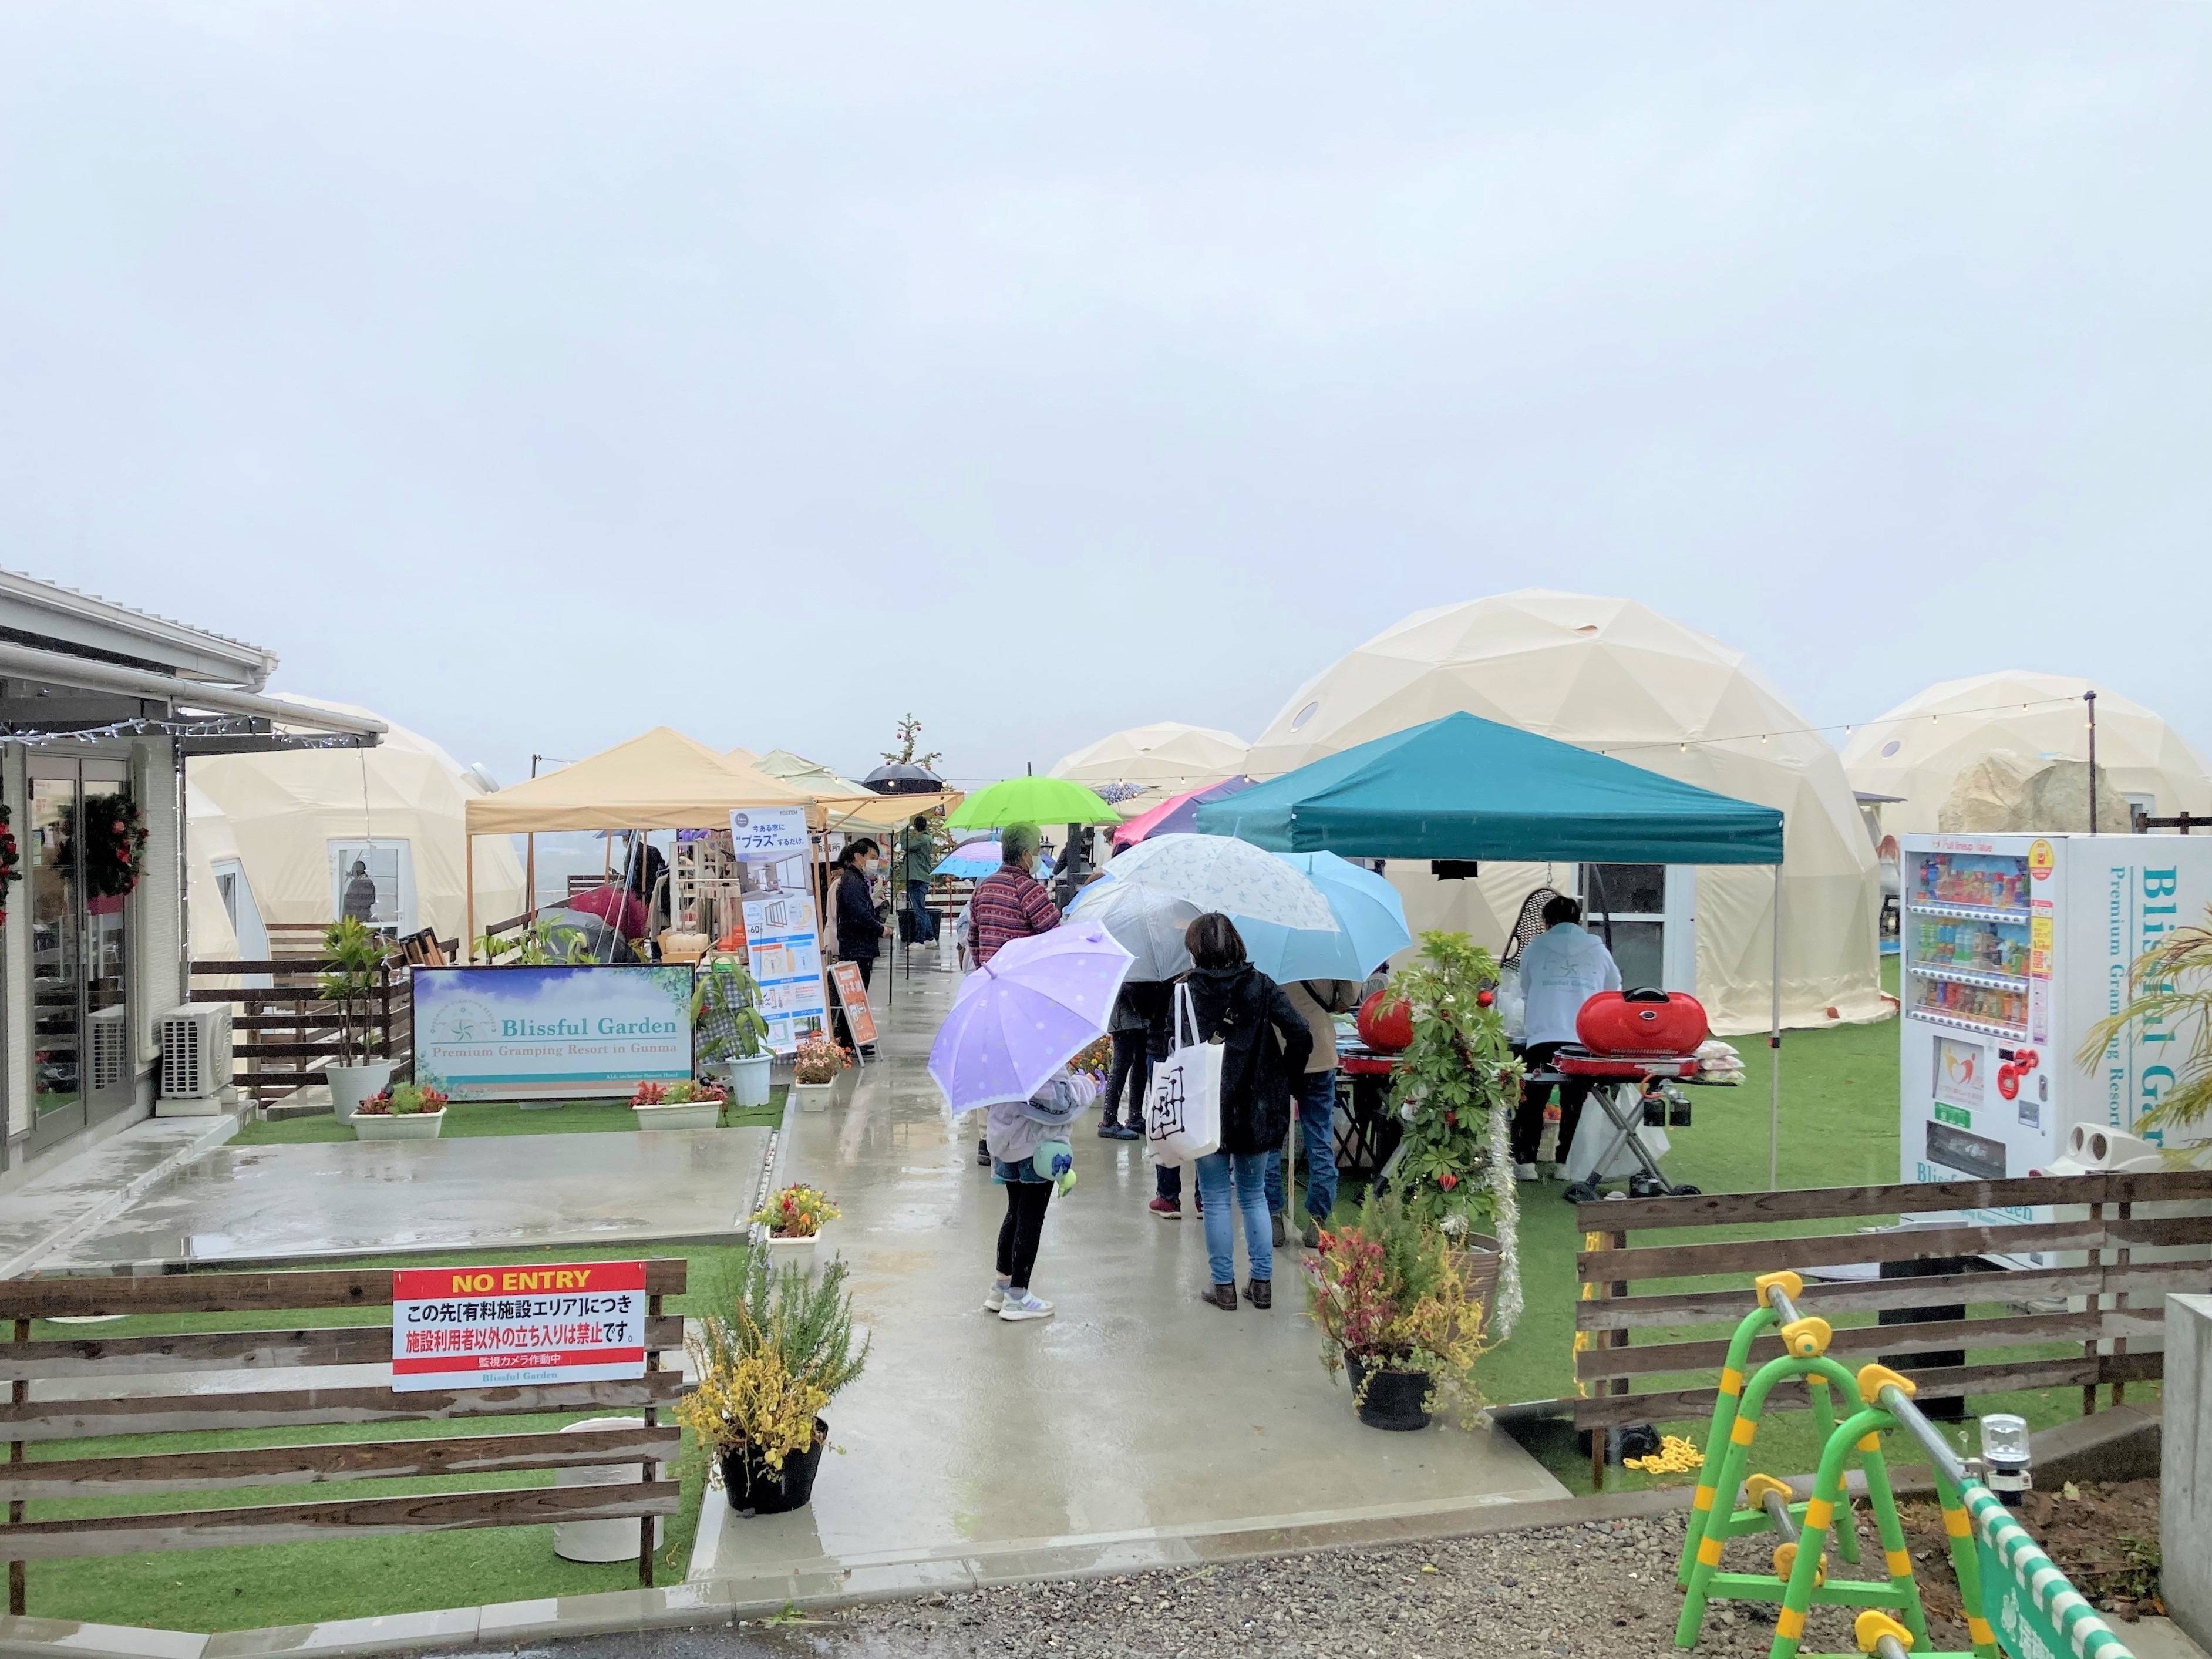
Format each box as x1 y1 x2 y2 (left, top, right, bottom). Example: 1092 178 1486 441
390 1261 648 1391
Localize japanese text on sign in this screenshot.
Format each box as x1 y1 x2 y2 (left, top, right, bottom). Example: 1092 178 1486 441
728 807 810 863
390 1260 648 1390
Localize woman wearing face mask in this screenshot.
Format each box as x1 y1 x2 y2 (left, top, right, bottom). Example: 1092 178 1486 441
833 840 887 1051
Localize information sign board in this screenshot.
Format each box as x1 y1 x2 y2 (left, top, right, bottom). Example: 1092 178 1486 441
413 965 694 1101
742 889 830 1054
390 1260 648 1390
830 961 876 1049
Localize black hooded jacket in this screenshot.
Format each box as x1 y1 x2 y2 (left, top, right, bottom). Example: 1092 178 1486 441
1181 963 1313 1156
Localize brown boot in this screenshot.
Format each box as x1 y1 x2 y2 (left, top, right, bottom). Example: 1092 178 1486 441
1200 1281 1237 1311
1243 1278 1272 1310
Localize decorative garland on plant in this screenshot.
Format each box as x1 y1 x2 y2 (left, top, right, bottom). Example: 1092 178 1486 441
81 793 148 899
0 805 20 923
1483 1089 1523 1338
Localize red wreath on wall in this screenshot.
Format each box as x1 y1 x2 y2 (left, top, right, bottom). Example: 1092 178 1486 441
82 793 148 900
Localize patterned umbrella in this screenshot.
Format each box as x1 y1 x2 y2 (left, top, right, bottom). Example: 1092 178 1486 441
1101 833 1339 932
1066 877 1200 982
928 921 1135 1113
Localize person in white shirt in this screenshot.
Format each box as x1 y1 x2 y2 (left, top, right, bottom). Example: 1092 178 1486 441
1511 894 1621 1181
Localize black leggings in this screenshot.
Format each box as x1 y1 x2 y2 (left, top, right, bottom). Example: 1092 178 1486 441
1105 1029 1151 1125
996 1181 1052 1290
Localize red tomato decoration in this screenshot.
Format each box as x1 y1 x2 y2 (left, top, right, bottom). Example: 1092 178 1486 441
1356 990 1414 1053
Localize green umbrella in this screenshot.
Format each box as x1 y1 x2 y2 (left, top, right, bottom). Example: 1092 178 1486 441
947 776 1121 830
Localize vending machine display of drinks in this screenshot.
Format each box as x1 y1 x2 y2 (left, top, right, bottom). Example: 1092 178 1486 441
1900 832 2212 1247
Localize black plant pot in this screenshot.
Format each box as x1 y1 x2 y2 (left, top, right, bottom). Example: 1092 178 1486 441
719 1418 829 1515
1346 1355 1433 1432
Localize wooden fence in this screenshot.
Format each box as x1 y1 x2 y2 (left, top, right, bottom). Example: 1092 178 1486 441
1569 1170 2212 1486
0 1260 687 1613
187 955 413 1105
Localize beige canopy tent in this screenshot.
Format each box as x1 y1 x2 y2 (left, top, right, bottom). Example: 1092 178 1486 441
750 749 872 798
1842 671 2212 835
462 726 818 952
192 695 526 949
1052 722 1248 810
1241 590 1887 1036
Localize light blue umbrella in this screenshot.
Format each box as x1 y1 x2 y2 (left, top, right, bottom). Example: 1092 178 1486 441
934 839 1003 879
1272 852 1412 977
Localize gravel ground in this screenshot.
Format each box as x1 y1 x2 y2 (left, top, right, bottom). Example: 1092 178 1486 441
457 1512 1971 1659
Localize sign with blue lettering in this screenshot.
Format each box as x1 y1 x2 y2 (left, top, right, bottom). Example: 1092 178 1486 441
728 807 810 863
413 965 695 1100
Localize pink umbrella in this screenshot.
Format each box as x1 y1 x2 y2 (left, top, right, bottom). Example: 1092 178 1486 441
1111 776 1253 851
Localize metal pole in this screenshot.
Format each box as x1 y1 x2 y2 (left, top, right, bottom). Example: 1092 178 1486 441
1769 862 1782 1190
2085 690 2099 832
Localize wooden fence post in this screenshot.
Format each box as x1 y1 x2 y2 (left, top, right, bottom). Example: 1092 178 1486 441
11 1315 27 1616
641 1288 662 1588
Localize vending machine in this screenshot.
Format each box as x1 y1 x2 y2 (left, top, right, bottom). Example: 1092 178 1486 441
1900 833 2212 1234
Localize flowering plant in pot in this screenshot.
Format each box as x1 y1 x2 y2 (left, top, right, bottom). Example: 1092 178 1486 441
631 1078 727 1130
790 1032 850 1088
1304 1191 1489 1431
676 1247 869 1516
749 1184 839 1244
352 1081 449 1140
1381 930 1524 1340
318 917 396 1119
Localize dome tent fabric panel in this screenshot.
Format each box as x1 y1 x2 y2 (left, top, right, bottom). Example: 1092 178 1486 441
190 697 525 946
1842 671 2212 836
1238 590 1886 1037
1052 722 1249 792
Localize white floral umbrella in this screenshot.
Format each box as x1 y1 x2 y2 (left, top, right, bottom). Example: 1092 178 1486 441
1102 833 1339 933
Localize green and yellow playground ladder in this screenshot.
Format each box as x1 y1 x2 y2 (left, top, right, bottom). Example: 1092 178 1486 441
1671 1274 2140 1659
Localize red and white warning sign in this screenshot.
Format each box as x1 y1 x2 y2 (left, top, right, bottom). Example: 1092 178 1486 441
390 1261 647 1391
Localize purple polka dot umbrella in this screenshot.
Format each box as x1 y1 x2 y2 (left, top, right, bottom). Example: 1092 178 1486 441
928 921 1135 1115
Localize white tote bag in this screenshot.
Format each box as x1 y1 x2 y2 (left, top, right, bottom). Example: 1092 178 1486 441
1563 1085 1669 1183
1145 981 1223 1167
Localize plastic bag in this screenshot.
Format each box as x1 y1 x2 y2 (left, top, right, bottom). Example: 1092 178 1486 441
1563 1084 1669 1183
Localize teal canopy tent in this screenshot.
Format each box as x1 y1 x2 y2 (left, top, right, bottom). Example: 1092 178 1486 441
1191 711 1782 863
1194 711 1791 1186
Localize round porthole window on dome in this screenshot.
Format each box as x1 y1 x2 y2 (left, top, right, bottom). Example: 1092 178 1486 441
1880 740 1901 758
1289 701 1320 732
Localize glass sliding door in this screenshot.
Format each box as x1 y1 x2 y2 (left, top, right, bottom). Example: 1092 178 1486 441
28 771 85 1148
26 759 136 1153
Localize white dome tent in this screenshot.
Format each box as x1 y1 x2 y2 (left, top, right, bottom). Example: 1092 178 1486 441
190 696 527 948
1841 671 2212 836
185 784 244 972
1052 722 1248 806
1241 590 1887 1035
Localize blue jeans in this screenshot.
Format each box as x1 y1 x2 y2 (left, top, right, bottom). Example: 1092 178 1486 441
1195 1150 1272 1286
1260 1071 1341 1223
907 880 937 942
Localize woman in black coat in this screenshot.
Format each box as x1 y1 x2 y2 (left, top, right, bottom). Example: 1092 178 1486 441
1180 913 1311 1310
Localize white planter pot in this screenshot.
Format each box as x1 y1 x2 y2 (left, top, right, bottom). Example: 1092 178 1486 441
766 1231 821 1253
327 1061 396 1122
352 1110 445 1141
632 1100 721 1132
728 1053 773 1108
793 1080 836 1112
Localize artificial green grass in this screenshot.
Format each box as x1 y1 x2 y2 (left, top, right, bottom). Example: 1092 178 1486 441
1472 960 2149 1492
21 1241 759 1633
233 1086 787 1145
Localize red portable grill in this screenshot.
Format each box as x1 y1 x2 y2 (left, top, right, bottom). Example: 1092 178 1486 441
1541 990 1710 1200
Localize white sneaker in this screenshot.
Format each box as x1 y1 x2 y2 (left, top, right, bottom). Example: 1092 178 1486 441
1514 1162 1538 1181
982 1281 1008 1313
998 1291 1055 1323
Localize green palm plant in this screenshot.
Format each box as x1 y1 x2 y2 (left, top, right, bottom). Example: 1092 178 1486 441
317 917 386 1068
2078 906 2212 1135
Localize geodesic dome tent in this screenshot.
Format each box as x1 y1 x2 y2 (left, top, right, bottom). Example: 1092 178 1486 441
1841 671 2212 836
190 696 527 947
1052 722 1248 810
1240 590 1886 1035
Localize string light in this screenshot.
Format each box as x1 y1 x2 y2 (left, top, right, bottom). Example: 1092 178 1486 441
0 715 371 750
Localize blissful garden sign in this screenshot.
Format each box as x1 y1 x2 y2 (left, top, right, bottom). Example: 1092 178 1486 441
413 964 694 1099
390 1260 649 1390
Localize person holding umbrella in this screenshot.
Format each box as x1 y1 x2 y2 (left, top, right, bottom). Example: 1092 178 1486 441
1181 913 1312 1310
966 822 1063 1165
930 921 1135 1325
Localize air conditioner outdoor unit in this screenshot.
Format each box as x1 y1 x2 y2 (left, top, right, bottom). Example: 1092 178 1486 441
157 1004 234 1112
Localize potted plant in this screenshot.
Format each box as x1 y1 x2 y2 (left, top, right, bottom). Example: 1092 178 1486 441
676 1246 868 1516
351 1081 449 1141
695 963 773 1106
790 1032 849 1109
631 1078 726 1132
1304 1191 1490 1432
318 917 395 1120
749 1184 839 1250
1380 930 1525 1340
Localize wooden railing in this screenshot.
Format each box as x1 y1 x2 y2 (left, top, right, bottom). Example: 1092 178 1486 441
187 956 413 1104
0 1260 686 1613
1567 1171 2212 1486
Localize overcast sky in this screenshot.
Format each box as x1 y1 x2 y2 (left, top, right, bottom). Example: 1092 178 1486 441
4 4 2206 787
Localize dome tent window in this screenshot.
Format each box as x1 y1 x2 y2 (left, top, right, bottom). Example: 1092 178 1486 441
329 840 415 936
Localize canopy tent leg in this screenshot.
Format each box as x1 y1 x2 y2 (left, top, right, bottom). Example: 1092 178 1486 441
1768 862 1781 1191
465 834 476 965
526 832 536 924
